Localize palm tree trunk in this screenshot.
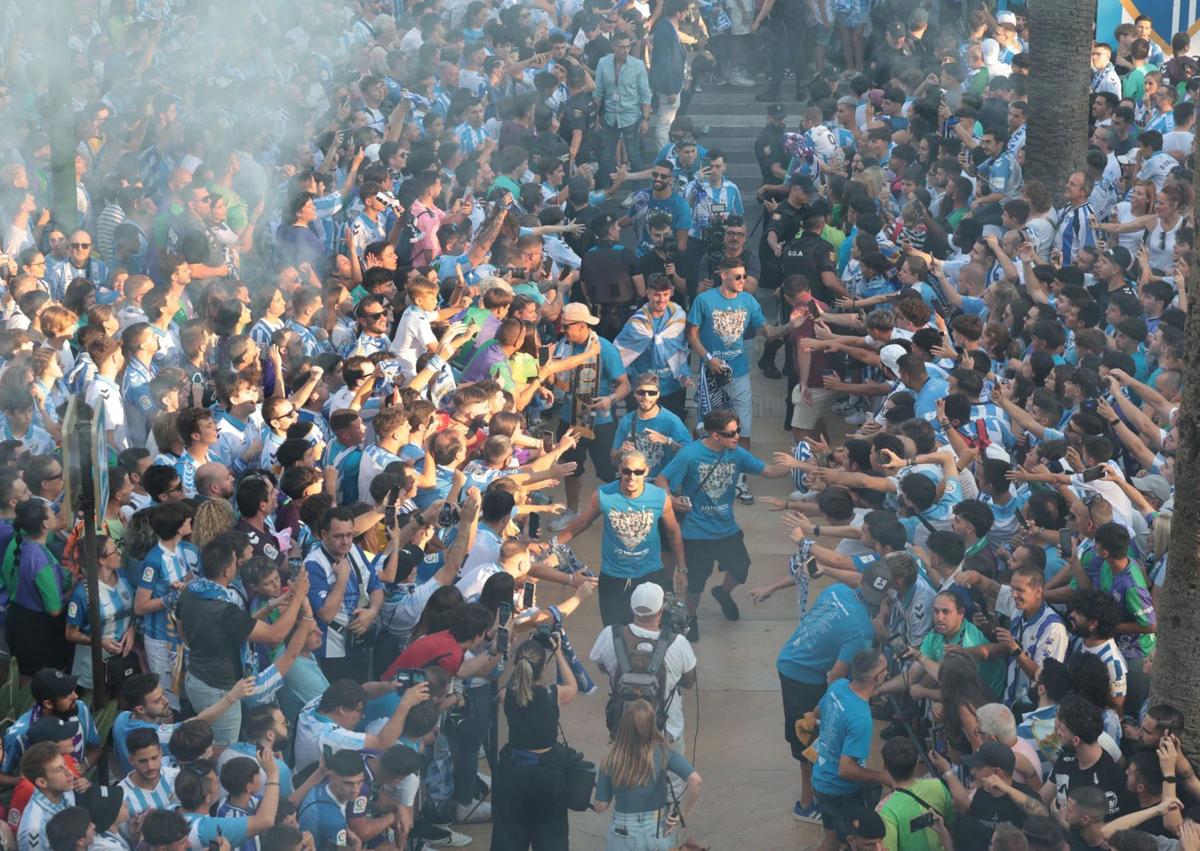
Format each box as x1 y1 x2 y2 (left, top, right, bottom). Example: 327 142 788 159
1023 0 1096 203
1147 132 1200 756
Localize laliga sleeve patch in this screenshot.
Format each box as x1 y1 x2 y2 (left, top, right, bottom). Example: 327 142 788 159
138 395 153 411
336 831 348 846
142 566 155 582
67 602 78 618
353 796 368 815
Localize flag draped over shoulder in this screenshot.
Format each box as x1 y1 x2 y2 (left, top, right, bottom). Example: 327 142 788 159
613 303 690 380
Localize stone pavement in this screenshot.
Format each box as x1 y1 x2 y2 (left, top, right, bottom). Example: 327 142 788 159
455 81 844 849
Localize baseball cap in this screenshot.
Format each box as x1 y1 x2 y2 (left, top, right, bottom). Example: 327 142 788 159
963 740 1017 774
909 8 929 25
767 103 786 119
1103 245 1134 273
984 444 1012 463
788 173 817 194
630 582 665 616
78 785 126 834
849 810 886 839
885 20 907 39
1132 474 1171 504
879 343 907 376
32 669 78 702
28 716 79 745
363 143 381 162
561 302 600 326
996 10 1018 24
859 560 893 606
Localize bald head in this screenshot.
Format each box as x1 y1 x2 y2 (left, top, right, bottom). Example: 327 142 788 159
195 462 234 500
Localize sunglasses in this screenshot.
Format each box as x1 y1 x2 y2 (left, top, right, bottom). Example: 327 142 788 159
45 472 64 480
362 311 388 319
728 273 747 280
69 242 91 249
619 468 647 476
634 389 659 397
716 428 740 438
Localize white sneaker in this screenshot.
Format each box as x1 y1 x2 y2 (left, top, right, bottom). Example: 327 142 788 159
735 480 754 505
455 799 492 824
426 828 472 847
548 511 578 532
730 70 756 86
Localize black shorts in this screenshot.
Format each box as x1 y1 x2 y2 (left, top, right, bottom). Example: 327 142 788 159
556 417 617 481
682 531 751 594
814 789 871 839
780 673 827 761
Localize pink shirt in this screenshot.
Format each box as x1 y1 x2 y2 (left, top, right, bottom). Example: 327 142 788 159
409 199 446 265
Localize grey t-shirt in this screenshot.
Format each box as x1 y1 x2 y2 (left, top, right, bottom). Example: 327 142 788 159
595 746 694 813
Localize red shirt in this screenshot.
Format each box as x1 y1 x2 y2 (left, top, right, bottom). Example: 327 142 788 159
383 630 465 679
788 296 831 388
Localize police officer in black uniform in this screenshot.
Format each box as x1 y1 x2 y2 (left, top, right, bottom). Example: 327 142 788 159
762 173 816 289
779 197 843 305
559 65 598 170
754 103 789 184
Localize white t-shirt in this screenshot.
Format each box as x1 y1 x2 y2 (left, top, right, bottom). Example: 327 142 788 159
590 623 696 741
1163 130 1194 160
390 306 437 380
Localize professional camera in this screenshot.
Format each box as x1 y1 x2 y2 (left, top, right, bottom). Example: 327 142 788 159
661 592 690 636
533 622 561 650
438 502 460 528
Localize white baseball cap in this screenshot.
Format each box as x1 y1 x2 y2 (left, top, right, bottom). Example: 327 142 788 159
880 344 908 375
630 582 665 616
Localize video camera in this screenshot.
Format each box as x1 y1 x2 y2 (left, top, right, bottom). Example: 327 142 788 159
661 592 690 636
532 622 562 650
390 668 427 687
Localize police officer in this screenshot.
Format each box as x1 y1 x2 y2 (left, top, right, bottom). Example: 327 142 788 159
560 65 598 171
755 103 789 184
778 198 844 305
762 173 816 292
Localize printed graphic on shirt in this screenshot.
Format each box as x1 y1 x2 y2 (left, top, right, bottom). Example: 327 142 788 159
633 431 665 471
609 509 655 550
696 461 736 502
710 308 748 346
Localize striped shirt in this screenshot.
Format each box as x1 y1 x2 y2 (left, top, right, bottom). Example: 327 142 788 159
1003 604 1069 704
1076 637 1129 700
18 790 74 851
294 697 369 772
118 766 179 816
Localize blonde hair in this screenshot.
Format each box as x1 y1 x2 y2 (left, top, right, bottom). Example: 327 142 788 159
600 700 666 789
191 499 236 548
1151 512 1172 561
859 167 890 204
509 639 549 708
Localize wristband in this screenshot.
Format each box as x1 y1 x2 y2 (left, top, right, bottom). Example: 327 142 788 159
1164 775 1178 783
814 525 822 538
1109 419 1120 427
428 354 446 370
265 781 280 786
675 567 688 574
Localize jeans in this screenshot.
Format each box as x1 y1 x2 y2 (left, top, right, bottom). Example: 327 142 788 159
651 93 680 148
605 811 677 850
185 672 241 746
725 372 754 438
451 683 494 806
145 637 182 710
598 121 646 189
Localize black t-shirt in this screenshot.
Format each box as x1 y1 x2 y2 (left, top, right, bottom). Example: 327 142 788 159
559 91 598 163
968 780 1041 832
581 243 639 304
177 591 258 689
754 125 787 183
236 518 287 574
1052 750 1135 821
584 35 612 70
1067 831 1106 851
781 232 839 303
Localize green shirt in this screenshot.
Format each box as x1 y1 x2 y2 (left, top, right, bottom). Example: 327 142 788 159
879 779 954 851
920 621 1007 699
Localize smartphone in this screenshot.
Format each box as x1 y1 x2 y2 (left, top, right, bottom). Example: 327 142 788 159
1081 465 1105 482
540 429 555 453
538 344 552 367
996 613 1011 631
522 582 536 608
1014 507 1027 528
805 557 818 579
1058 528 1073 558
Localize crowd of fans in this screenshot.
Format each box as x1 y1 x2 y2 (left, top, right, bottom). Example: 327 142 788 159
0 0 1195 848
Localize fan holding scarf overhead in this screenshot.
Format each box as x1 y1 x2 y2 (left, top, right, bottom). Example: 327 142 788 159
547 303 632 530
614 273 693 421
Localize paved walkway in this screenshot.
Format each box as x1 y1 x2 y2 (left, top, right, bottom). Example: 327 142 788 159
456 82 834 848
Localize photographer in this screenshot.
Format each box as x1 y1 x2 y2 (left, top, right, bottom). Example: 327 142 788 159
637 212 687 301
590 583 697 753
492 635 579 850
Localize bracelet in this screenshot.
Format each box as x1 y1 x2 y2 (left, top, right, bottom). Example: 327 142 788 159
1164 775 1178 783
814 525 822 537
1109 419 1120 427
265 781 280 786
675 567 688 574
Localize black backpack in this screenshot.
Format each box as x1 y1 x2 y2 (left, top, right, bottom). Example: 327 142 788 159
604 625 673 735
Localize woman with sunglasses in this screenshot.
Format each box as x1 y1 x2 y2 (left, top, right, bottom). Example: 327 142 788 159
64 535 135 691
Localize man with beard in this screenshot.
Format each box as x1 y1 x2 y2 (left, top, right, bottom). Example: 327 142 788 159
112 673 254 775
1040 695 1134 821
2 670 102 783
118 727 180 818
555 448 687 626
216 705 296 800
612 374 691 480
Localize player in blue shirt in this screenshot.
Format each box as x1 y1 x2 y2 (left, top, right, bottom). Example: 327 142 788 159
657 409 794 640
756 559 892 824
612 374 691 479
299 750 370 849
811 649 892 844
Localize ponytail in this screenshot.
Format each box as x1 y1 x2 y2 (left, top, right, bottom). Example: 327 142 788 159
509 639 548 708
